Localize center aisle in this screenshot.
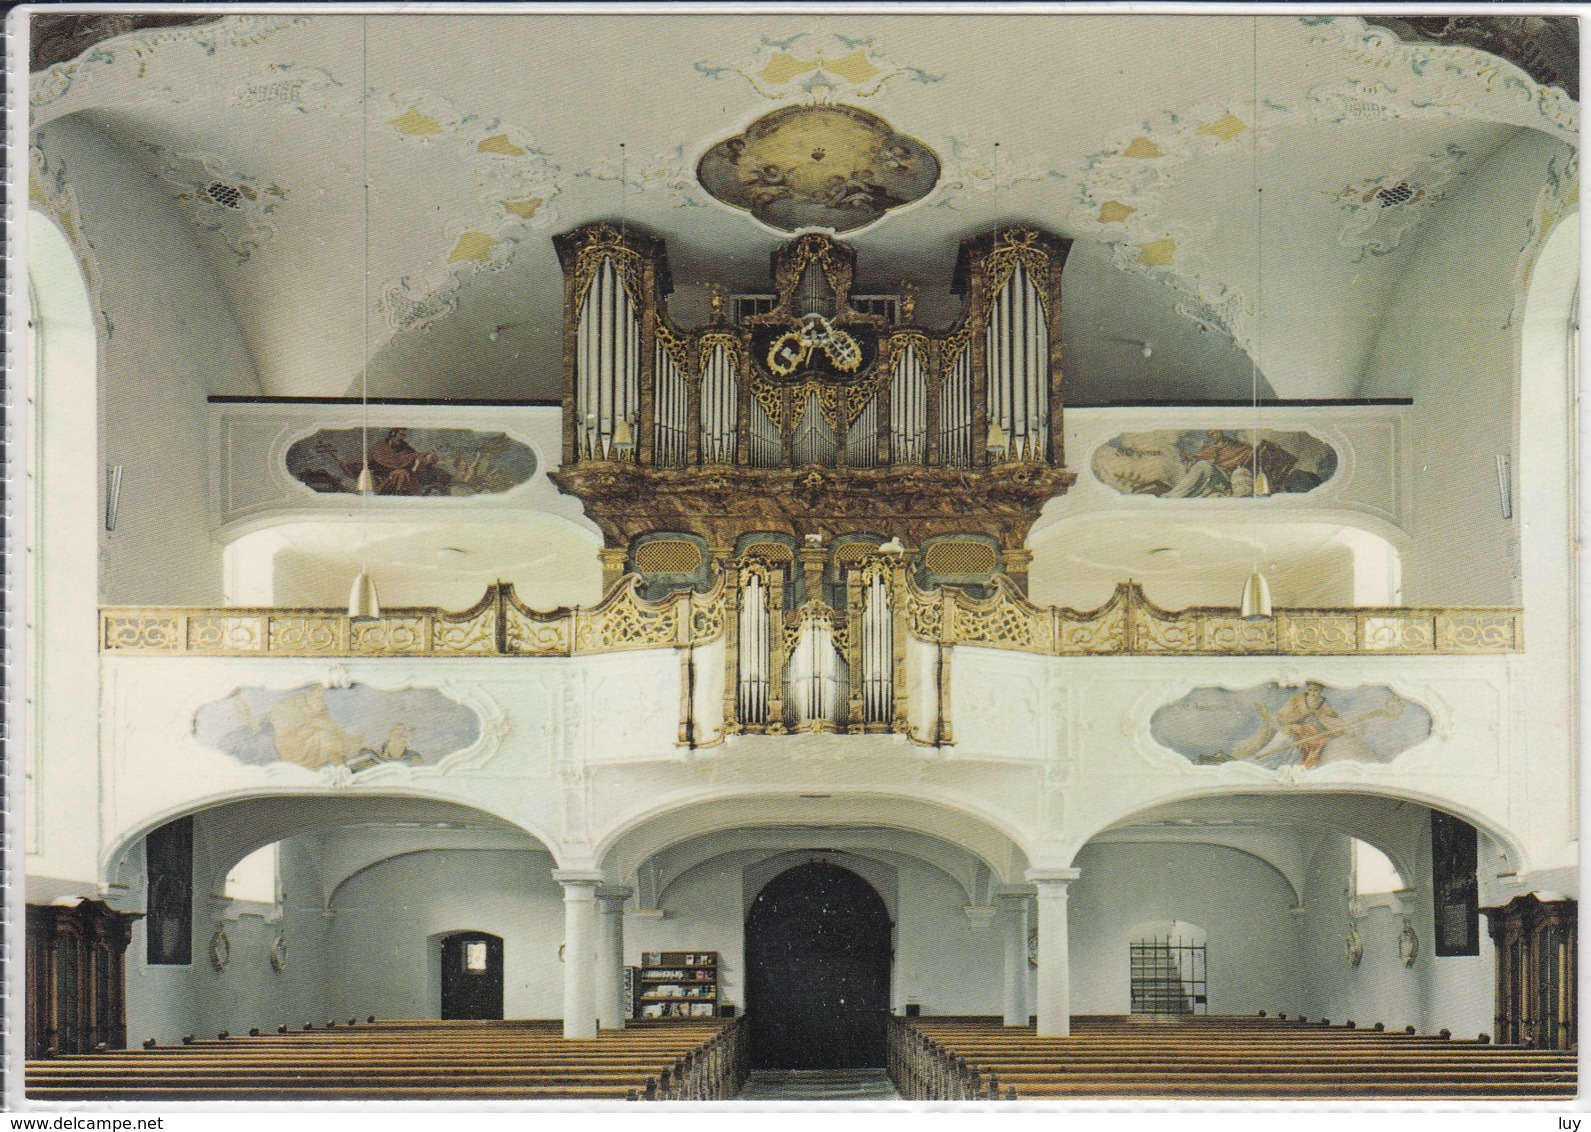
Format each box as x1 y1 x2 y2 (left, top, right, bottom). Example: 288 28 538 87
736 1069 901 1101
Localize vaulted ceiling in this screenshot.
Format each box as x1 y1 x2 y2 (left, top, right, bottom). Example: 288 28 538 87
29 12 1577 404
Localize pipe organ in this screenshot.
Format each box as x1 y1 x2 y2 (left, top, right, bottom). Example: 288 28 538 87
551 222 1077 737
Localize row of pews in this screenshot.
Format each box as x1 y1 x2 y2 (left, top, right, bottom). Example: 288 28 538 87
888 1014 1578 1101
27 1017 749 1102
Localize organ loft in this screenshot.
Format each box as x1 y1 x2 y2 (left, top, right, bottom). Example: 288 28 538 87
551 222 1075 737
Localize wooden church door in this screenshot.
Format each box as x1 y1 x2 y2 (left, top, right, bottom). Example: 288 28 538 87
440 932 504 1020
746 861 892 1069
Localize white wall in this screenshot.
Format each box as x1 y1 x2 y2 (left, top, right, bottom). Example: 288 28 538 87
1298 830 1495 1039
31 114 261 606
1360 129 1573 607
125 836 330 1046
1068 842 1304 1017
324 848 565 1021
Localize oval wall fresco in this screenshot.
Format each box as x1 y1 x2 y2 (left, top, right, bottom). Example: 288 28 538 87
1151 681 1431 769
193 682 481 772
1092 429 1338 498
286 426 536 496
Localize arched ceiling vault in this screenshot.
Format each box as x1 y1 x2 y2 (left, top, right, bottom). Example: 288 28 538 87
30 14 1576 404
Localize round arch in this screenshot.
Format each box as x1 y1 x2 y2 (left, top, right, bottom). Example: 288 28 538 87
1067 785 1529 892
102 789 565 900
595 790 1031 888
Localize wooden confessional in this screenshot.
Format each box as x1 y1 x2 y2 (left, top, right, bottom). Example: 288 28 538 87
1482 894 1577 1049
26 900 140 1056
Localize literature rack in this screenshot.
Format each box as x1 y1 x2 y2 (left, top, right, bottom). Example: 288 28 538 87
637 950 719 1018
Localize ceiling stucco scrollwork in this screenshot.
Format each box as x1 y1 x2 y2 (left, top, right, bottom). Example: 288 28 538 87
144 146 288 263
1330 144 1472 263
30 16 308 115
693 31 943 101
28 13 1581 402
378 90 563 335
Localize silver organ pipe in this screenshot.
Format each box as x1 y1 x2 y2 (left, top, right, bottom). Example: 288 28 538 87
890 344 928 464
984 263 1048 462
748 397 781 467
941 346 974 467
861 569 893 724
793 392 838 466
699 342 738 463
845 396 879 467
788 607 846 727
653 341 687 467
575 256 641 460
737 571 770 725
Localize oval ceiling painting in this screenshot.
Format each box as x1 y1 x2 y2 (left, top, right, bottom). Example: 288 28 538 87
697 104 939 233
286 427 536 496
1151 681 1432 770
1093 429 1338 498
193 682 480 772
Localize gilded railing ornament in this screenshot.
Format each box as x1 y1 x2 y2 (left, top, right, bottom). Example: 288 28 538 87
101 581 1520 660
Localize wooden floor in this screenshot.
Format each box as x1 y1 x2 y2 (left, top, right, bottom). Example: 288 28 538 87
27 1017 748 1102
889 1015 1579 1101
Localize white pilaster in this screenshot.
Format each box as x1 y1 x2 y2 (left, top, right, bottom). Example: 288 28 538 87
1026 867 1080 1036
596 884 632 1030
553 869 604 1039
997 890 1033 1027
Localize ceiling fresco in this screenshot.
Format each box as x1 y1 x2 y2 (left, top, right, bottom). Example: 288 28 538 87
27 13 1580 404
696 104 939 233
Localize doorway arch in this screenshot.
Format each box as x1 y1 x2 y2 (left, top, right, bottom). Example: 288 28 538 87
438 931 504 1020
745 861 892 1070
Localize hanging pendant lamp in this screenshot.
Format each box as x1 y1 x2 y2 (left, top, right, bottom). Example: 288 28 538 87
1240 567 1272 621
347 17 381 621
1238 17 1272 622
348 569 381 619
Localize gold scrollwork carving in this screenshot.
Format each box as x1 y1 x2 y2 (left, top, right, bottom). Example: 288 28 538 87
352 616 429 654
433 606 500 655
103 615 182 651
268 616 344 655
983 227 1053 316
187 616 265 653
653 322 694 380
1437 612 1519 652
1277 614 1358 654
571 226 646 312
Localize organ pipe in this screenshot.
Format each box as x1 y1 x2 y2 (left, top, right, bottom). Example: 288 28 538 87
890 344 928 464
788 606 846 728
736 570 771 726
984 263 1048 463
575 256 641 461
941 347 974 468
700 343 738 463
860 568 893 724
846 397 879 468
653 342 687 467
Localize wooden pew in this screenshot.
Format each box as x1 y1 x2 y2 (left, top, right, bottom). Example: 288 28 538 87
28 1016 749 1102
888 1015 1577 1101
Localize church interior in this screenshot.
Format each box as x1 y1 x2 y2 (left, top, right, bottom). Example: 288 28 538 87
18 9 1582 1104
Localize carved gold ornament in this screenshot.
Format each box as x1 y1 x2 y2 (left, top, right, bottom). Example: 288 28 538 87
103 581 1519 660
766 315 864 377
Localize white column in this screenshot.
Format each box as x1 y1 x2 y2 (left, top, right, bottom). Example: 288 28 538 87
596 884 632 1030
553 869 603 1039
1026 867 1080 1036
997 889 1033 1027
